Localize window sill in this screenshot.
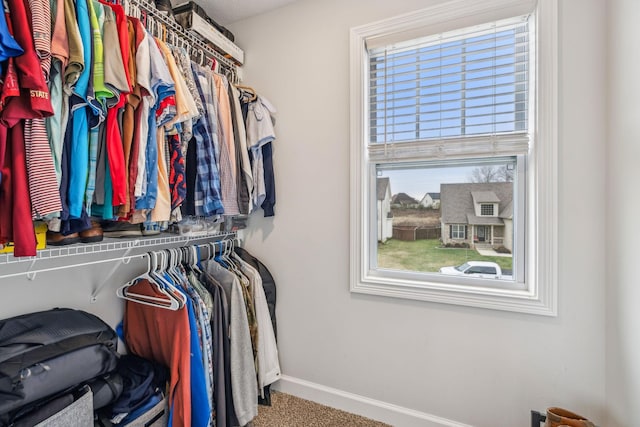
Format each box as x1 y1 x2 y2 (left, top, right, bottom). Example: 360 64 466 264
351 274 556 316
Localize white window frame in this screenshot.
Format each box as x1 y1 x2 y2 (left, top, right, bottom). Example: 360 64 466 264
349 0 558 316
480 204 495 216
451 224 466 240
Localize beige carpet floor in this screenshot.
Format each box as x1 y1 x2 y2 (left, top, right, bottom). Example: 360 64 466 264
252 391 392 427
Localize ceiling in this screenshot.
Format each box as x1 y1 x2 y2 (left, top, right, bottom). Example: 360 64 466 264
176 0 301 26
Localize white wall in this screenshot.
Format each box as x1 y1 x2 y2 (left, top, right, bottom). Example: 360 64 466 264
231 0 608 425
606 0 640 426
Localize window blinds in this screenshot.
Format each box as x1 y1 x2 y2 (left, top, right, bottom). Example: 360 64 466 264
367 15 530 162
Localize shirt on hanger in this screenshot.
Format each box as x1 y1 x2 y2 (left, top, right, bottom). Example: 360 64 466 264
204 259 258 427
124 279 192 427
0 2 23 64
63 0 84 86
229 85 253 215
212 73 240 216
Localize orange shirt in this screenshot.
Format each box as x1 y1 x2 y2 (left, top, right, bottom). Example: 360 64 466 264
124 279 191 427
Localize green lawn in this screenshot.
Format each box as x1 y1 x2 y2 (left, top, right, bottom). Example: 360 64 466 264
377 239 512 272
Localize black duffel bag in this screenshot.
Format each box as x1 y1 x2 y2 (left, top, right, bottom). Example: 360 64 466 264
0 308 119 420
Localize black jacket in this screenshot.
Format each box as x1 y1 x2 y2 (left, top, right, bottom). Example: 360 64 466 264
234 247 277 406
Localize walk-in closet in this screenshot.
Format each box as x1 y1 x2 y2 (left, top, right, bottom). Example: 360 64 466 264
0 0 280 424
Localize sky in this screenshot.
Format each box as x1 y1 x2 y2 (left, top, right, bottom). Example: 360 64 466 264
378 165 478 200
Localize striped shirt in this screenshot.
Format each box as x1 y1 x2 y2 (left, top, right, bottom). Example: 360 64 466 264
24 118 62 217
28 0 52 80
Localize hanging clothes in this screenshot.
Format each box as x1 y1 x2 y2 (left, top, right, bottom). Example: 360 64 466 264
243 95 277 217
1 0 277 256
67 0 94 218
229 85 252 215
203 258 258 427
212 74 239 216
0 0 55 256
232 252 281 397
118 241 280 427
0 124 37 256
200 268 234 427
101 2 129 209
0 3 23 65
47 0 68 188
123 278 193 427
234 245 279 405
189 63 224 217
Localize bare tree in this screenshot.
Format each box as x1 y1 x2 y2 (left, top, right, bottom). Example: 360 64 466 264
496 165 514 182
469 165 513 183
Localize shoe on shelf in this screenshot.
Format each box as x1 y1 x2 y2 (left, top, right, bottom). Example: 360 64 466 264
141 222 161 236
79 221 104 243
101 221 143 238
46 231 81 246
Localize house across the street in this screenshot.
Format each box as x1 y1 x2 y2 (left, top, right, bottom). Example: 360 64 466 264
440 182 513 251
391 192 419 208
419 192 440 209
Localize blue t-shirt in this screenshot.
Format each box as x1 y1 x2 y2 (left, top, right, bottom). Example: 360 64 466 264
0 6 23 65
178 284 211 427
68 0 92 218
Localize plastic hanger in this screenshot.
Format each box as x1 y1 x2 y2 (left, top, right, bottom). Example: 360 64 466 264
163 250 188 307
212 241 229 268
152 250 187 308
168 248 189 287
189 245 203 274
235 85 258 101
219 240 243 277
132 252 181 307
116 252 180 310
163 249 182 285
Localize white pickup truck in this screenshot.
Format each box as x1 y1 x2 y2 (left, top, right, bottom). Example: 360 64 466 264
439 261 513 280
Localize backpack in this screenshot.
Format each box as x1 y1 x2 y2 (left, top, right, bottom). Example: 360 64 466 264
0 308 119 421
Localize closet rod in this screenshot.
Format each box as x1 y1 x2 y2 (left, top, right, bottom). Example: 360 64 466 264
124 0 237 75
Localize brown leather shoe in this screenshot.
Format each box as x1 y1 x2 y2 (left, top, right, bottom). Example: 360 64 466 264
79 222 104 243
46 231 81 246
546 408 595 427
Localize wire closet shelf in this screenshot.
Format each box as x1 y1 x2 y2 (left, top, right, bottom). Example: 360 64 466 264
0 231 237 266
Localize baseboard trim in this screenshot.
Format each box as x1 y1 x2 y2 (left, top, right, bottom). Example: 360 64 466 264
272 375 473 427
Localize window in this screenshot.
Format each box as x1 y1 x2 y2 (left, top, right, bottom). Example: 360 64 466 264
480 204 494 216
350 0 558 315
451 225 466 239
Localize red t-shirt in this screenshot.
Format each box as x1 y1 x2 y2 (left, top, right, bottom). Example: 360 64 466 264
0 122 37 256
2 0 53 127
99 1 133 207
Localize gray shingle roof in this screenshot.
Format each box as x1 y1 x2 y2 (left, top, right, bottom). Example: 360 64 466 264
471 191 501 203
392 192 418 205
377 177 390 201
499 200 513 219
427 192 440 200
466 213 504 225
441 182 513 224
